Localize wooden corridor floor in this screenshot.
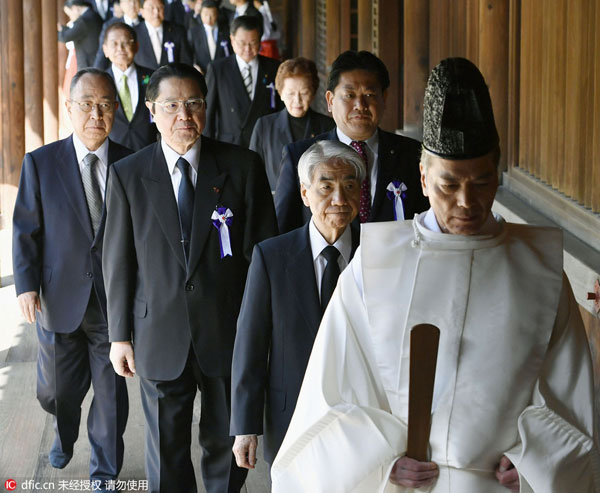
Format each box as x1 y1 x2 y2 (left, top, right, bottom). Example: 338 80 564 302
0 282 271 493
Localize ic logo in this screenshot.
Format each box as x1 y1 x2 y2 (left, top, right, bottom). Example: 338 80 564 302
4 479 17 491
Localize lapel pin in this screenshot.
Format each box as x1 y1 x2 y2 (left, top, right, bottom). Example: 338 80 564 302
213 186 220 194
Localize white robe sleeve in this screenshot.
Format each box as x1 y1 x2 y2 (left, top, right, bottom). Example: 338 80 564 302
271 257 407 493
504 274 600 492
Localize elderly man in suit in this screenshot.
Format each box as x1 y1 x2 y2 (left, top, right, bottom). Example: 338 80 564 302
58 0 104 69
188 0 232 74
12 68 130 490
103 22 156 150
204 15 282 148
94 0 143 70
134 0 192 70
230 140 364 472
274 50 430 233
103 63 277 493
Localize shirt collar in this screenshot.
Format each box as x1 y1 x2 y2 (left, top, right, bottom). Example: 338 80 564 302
235 54 258 72
145 20 163 34
72 133 109 167
111 63 136 81
235 3 249 15
123 15 139 26
161 138 202 175
309 219 352 264
336 127 379 154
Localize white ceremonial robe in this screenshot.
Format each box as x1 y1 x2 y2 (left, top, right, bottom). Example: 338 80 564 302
271 213 600 493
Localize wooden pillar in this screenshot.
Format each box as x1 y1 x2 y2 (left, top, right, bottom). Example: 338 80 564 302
377 0 402 132
403 0 429 137
24 0 44 153
326 0 341 67
357 0 372 52
478 0 509 172
300 0 316 59
58 0 69 135
42 0 59 144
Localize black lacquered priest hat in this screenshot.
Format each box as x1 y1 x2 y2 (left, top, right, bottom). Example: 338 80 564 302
422 57 499 159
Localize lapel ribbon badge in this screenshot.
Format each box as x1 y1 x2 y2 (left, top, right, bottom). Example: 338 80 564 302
164 41 175 63
220 40 230 57
386 181 407 221
266 82 276 109
211 206 233 258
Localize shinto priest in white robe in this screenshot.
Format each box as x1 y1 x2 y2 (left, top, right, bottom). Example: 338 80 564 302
271 210 600 492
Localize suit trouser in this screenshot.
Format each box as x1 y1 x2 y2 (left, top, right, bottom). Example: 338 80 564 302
36 290 129 481
139 348 248 493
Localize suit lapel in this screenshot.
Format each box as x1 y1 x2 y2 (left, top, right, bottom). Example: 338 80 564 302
93 140 120 244
244 57 271 127
287 224 321 337
229 56 252 114
141 143 187 270
186 137 227 278
132 65 149 120
56 136 94 240
136 23 155 68
370 129 396 220
275 108 293 152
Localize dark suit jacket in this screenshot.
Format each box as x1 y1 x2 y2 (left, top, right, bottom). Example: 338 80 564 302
103 137 277 381
93 15 144 69
89 0 115 21
133 20 193 70
164 0 188 27
204 55 282 148
188 23 232 74
249 108 334 191
274 127 430 233
107 64 157 151
58 8 104 69
12 136 132 333
225 4 263 24
230 222 359 464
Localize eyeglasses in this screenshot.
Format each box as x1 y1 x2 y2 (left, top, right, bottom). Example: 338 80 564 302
106 40 137 50
151 98 206 114
69 100 116 113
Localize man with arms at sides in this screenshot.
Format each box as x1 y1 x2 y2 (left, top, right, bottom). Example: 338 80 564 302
12 68 130 491
249 57 334 193
204 15 282 148
103 63 277 493
274 50 429 234
94 0 143 70
188 0 232 74
134 0 192 70
58 0 104 69
231 141 364 472
103 22 156 150
271 58 600 492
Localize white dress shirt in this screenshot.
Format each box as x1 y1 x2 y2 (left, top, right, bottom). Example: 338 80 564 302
204 24 217 59
234 3 249 17
161 138 201 205
145 21 163 64
309 219 352 301
123 15 140 27
235 55 259 100
72 133 109 200
111 63 139 111
336 128 379 203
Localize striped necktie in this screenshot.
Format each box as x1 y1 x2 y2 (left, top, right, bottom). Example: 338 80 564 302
119 74 134 121
242 65 253 99
350 140 371 223
81 153 103 236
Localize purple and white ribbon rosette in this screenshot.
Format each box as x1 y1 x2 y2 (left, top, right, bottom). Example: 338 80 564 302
164 41 175 63
266 82 276 109
211 207 233 258
220 40 230 57
386 181 407 220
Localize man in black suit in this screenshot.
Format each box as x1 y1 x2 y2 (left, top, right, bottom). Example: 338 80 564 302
103 63 277 493
90 0 115 20
58 0 104 69
274 50 430 233
188 0 232 74
134 0 193 70
12 69 130 490
227 0 262 23
204 15 282 147
94 0 143 70
103 22 156 150
230 140 364 471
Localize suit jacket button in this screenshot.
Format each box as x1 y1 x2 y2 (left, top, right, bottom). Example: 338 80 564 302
86 272 93 278
185 283 194 291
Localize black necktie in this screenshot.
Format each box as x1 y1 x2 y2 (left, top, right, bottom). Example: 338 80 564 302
81 153 103 236
176 157 194 260
320 245 341 311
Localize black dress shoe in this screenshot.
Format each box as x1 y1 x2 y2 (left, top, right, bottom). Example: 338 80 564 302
48 437 72 469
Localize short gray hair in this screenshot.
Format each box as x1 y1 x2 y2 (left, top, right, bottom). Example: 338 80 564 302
298 140 366 187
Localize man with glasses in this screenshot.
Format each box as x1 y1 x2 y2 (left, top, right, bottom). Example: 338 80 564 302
94 0 144 70
12 68 131 491
103 22 156 150
134 0 192 69
204 15 282 148
103 63 276 492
